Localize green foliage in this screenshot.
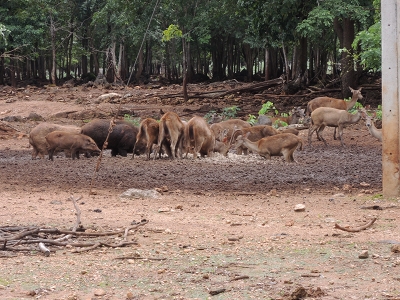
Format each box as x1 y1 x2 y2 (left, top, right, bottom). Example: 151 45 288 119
273 120 288 128
347 100 364 114
352 22 381 72
259 101 277 116
124 114 141 127
222 106 240 119
247 114 257 125
162 24 183 42
204 110 217 123
0 24 10 45
375 105 382 120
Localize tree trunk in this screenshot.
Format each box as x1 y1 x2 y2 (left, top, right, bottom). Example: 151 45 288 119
49 13 57 85
334 17 357 98
136 46 144 83
117 42 124 81
264 48 270 81
10 59 16 87
281 43 290 79
0 56 4 85
182 36 189 101
106 41 116 83
241 43 254 82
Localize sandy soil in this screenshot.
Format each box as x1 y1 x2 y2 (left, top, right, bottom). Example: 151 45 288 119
0 83 399 300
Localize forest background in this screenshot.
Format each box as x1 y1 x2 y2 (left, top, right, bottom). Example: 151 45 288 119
0 0 381 100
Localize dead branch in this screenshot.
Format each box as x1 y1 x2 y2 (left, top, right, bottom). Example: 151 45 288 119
115 256 167 261
230 275 249 281
334 218 377 232
0 197 148 255
38 242 50 256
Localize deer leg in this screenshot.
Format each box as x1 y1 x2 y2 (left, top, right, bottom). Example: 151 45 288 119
317 126 328 146
338 126 345 147
333 127 337 140
308 125 318 145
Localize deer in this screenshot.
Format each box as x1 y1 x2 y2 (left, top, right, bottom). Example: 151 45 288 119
132 118 172 160
184 116 215 159
365 112 382 142
233 132 303 162
231 125 279 155
308 107 366 147
306 87 363 140
154 111 185 160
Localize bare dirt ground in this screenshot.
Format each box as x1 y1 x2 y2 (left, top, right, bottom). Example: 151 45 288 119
0 82 399 300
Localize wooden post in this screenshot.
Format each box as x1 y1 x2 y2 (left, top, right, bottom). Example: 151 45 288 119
381 0 400 196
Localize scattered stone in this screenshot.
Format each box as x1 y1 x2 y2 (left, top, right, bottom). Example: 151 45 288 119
269 189 277 196
209 288 226 296
342 184 352 191
158 207 170 213
27 112 44 121
359 250 369 259
332 193 345 198
289 286 307 300
120 188 160 199
2 115 23 122
391 245 400 253
294 204 306 212
96 93 121 103
94 289 106 296
126 292 134 299
50 200 62 205
360 182 371 187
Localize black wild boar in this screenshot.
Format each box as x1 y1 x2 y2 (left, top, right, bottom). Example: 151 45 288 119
81 119 139 157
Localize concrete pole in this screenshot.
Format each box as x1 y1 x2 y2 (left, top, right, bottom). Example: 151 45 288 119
381 0 400 196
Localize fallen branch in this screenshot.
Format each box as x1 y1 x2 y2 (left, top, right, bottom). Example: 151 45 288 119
115 256 167 261
0 197 148 255
334 218 377 232
230 275 249 281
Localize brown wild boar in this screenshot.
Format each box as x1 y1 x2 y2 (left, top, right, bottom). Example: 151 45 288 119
45 131 100 161
184 116 215 159
29 123 81 159
154 111 185 160
210 119 251 144
132 118 172 160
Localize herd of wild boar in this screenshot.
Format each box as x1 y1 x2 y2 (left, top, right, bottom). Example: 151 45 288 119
28 87 380 163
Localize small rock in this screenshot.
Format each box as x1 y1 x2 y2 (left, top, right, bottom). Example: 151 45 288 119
391 245 400 253
294 204 306 212
332 193 345 198
94 289 106 296
269 189 277 196
158 207 170 213
161 185 169 192
359 250 369 259
360 182 371 187
126 292 134 299
342 184 352 191
120 188 160 199
27 112 44 121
